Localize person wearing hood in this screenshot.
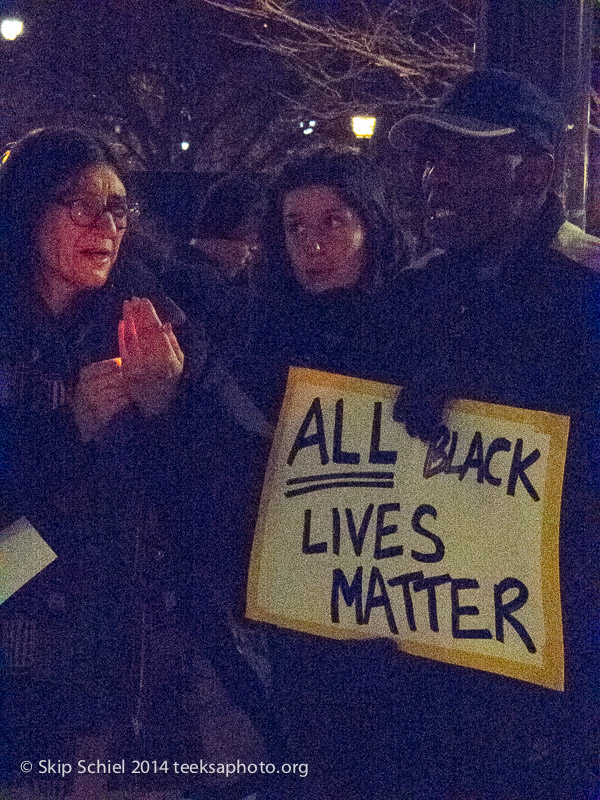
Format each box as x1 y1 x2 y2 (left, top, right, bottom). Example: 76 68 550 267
236 149 409 800
237 147 406 417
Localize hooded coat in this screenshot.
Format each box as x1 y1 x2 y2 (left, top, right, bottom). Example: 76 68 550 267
233 242 412 799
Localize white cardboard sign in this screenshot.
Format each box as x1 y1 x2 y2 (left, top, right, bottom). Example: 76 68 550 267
247 368 569 691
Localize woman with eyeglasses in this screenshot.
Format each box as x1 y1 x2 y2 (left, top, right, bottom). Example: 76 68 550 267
0 129 271 798
0 128 185 434
0 127 189 793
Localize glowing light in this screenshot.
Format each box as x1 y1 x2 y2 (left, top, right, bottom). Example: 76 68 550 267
1 149 10 164
180 141 190 151
1 19 23 41
303 128 313 135
352 116 376 138
308 120 316 127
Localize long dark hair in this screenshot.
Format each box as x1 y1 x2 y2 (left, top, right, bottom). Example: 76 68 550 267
0 128 127 289
262 148 396 293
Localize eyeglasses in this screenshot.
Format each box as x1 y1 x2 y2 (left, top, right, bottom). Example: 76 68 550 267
55 196 140 230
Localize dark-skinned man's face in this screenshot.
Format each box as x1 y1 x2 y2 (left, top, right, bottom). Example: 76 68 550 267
421 130 525 253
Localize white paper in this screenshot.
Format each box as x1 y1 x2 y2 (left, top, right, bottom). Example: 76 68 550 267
0 517 57 604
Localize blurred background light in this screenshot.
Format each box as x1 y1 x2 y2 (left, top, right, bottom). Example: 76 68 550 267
1 19 23 41
352 116 376 138
300 120 317 135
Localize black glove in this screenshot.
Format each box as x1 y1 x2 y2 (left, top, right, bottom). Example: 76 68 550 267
393 383 448 444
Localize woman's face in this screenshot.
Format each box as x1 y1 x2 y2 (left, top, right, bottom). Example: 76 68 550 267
283 185 367 294
35 164 127 299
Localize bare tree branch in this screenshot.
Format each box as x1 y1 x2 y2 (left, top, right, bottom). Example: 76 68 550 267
198 0 475 122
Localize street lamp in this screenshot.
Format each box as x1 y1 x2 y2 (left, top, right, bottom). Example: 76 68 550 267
352 116 376 139
1 19 23 41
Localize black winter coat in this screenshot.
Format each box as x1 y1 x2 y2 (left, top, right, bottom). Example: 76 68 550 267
237 281 410 419
234 276 414 799
0 257 271 793
0 260 193 762
387 194 600 799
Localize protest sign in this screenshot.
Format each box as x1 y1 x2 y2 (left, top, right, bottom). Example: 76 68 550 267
247 368 570 690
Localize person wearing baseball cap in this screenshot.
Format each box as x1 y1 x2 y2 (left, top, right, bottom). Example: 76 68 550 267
389 67 563 152
387 70 600 799
392 68 600 271
389 68 564 258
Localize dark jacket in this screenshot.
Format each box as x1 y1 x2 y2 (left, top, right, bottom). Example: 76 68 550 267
0 259 194 763
237 279 409 419
162 245 257 368
235 270 411 799
0 255 272 793
389 194 600 799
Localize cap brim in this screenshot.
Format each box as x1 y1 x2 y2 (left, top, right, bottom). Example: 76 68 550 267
389 112 516 149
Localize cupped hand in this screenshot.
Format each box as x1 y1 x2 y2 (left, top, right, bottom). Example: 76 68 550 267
393 385 448 444
73 357 132 442
118 297 184 417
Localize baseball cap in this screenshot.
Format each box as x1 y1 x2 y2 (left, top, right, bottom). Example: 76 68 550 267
389 69 565 153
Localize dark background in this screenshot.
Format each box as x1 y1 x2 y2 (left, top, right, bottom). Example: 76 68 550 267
0 0 598 237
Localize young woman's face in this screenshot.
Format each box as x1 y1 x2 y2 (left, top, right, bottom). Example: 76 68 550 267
283 185 367 294
35 164 127 298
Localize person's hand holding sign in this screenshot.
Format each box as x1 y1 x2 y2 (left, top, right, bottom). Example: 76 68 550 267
73 358 132 442
118 297 184 416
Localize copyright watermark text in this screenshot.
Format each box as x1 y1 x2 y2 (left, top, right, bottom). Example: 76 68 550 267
22 758 309 779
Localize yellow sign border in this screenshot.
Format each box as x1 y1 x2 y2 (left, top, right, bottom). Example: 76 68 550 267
246 367 569 691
